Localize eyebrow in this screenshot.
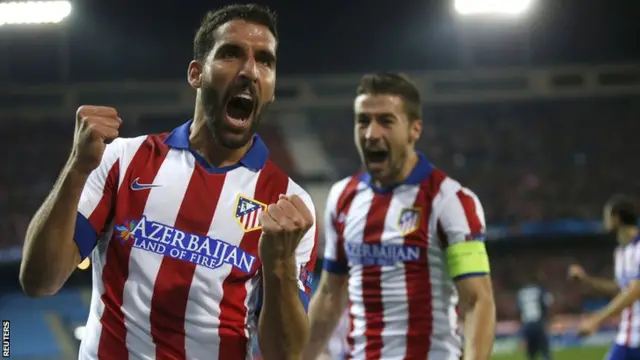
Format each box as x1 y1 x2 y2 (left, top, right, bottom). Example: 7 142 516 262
357 112 396 118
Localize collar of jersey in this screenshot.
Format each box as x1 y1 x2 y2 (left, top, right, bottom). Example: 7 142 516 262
359 152 433 194
164 119 269 173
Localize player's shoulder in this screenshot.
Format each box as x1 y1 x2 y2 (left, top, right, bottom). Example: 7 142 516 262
429 168 478 200
426 168 484 214
424 167 466 198
326 174 364 203
331 174 361 193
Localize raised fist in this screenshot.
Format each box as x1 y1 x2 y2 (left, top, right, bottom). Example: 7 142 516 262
71 105 121 174
259 194 314 268
568 264 587 281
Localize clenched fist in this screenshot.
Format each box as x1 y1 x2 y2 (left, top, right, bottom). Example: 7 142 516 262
259 194 314 268
568 264 587 281
71 105 122 174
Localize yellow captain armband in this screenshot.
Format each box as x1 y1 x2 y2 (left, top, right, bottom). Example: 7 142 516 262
446 241 490 279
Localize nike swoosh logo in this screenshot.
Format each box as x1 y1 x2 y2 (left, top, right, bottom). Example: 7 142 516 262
131 177 162 191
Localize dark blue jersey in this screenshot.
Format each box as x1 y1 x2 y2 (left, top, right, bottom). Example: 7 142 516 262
517 285 553 325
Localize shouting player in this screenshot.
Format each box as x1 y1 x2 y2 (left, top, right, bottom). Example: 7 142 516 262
570 195 640 360
19 4 317 360
304 73 496 360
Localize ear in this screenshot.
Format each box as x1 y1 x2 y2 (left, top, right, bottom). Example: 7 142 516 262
410 119 422 143
187 60 203 89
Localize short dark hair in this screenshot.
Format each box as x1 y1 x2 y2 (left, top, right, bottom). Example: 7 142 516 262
194 4 278 61
356 72 422 121
607 194 638 226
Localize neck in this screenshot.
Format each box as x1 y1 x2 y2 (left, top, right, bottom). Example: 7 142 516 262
618 226 639 245
190 105 252 168
374 151 419 189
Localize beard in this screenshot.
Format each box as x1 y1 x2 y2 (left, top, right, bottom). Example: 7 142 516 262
200 84 266 150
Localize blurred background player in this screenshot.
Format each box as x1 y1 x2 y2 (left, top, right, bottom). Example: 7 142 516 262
569 195 640 360
516 273 554 360
303 73 495 360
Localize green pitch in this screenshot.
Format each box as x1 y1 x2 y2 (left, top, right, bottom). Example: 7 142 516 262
491 346 609 360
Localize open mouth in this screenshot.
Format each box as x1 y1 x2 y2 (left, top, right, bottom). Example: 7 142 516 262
365 149 389 163
225 92 255 127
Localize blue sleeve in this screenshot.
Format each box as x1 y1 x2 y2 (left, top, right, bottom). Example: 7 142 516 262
75 213 99 259
323 258 348 274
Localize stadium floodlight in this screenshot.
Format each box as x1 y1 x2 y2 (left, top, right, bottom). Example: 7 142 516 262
454 0 534 16
0 1 72 26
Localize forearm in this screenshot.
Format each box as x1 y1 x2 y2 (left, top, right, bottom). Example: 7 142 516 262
580 276 619 296
592 284 640 325
304 290 347 359
462 296 496 360
258 258 308 360
20 162 86 296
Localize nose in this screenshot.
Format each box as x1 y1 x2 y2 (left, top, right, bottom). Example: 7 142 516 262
238 57 259 84
364 121 384 141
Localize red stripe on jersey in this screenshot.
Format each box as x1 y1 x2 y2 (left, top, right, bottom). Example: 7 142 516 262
403 170 446 360
333 176 360 268
88 159 120 233
455 190 483 235
217 160 289 359
98 135 170 359
150 165 226 360
362 193 393 360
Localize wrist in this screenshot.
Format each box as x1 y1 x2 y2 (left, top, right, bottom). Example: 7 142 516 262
67 157 94 177
262 256 297 280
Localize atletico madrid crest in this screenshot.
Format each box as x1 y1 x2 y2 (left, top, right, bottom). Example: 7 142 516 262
397 207 421 235
235 195 267 232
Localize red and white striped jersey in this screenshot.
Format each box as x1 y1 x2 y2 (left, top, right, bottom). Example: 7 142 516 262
614 237 640 347
74 120 318 360
323 153 487 360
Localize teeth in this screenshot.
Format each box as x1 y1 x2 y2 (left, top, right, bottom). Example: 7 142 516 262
235 93 253 101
